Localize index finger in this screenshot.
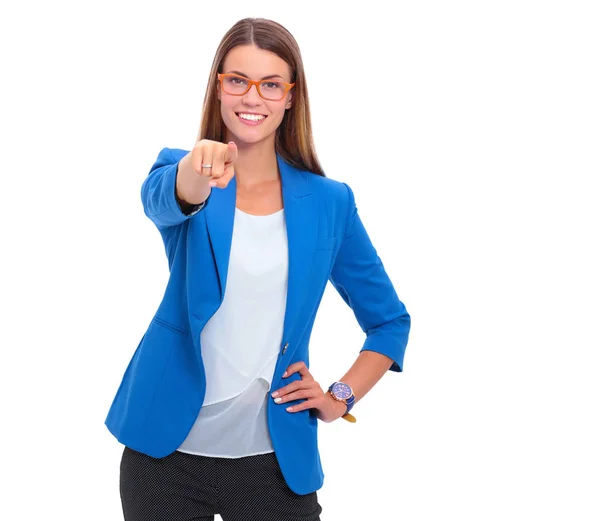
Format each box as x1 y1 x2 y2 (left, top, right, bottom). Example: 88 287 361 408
283 361 313 380
225 141 238 164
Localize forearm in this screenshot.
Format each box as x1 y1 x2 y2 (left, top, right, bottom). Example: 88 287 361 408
176 152 211 205
337 350 395 404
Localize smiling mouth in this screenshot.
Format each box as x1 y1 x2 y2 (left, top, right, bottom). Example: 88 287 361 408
236 112 267 122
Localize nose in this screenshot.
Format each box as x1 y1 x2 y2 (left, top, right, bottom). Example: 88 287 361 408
242 84 262 105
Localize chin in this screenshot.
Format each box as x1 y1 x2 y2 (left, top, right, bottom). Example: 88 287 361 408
230 125 274 146
228 132 264 147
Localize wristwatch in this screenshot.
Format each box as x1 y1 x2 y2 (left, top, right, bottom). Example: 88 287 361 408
328 381 357 423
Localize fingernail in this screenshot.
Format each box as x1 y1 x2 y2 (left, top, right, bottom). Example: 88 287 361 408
282 371 288 377
271 391 279 397
228 141 235 145
208 181 216 187
274 398 282 403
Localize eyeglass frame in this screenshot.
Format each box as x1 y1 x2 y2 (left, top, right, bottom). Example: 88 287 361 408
217 73 295 101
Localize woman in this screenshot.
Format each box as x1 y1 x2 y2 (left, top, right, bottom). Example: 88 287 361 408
105 17 410 521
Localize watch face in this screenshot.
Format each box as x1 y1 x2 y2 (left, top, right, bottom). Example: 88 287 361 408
332 382 352 400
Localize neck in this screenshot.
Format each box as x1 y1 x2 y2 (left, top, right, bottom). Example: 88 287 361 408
227 134 280 189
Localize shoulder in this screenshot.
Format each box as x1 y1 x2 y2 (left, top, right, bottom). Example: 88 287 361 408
287 163 358 238
151 147 189 169
301 167 356 215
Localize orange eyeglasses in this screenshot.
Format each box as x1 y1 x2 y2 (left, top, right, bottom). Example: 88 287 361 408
217 73 295 101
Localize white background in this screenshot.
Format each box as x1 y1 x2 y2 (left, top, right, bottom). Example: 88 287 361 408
1 1 599 519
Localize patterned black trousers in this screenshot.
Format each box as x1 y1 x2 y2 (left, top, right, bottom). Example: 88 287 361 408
120 446 323 521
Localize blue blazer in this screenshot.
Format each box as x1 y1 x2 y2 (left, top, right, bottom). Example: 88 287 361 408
105 147 410 495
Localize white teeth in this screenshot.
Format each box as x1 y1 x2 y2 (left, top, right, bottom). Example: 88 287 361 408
238 113 266 121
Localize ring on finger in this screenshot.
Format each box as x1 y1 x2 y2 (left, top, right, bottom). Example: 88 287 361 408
201 163 212 169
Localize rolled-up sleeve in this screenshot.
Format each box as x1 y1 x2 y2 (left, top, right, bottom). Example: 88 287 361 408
329 183 410 372
141 147 208 229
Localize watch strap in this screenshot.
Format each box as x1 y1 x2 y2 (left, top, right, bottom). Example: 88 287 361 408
342 412 357 423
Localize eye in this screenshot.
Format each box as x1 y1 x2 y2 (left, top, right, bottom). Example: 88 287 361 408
262 81 282 89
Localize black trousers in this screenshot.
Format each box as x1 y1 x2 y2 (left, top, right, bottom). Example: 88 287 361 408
120 446 323 521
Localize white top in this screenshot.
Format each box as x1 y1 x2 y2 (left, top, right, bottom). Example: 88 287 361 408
177 207 288 458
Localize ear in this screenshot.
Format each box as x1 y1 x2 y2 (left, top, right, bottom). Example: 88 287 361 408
285 92 293 110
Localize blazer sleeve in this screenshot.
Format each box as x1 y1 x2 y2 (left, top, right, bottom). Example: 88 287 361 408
141 147 208 229
328 183 410 372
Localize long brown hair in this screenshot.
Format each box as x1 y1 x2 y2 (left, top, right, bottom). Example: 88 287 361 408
196 18 325 177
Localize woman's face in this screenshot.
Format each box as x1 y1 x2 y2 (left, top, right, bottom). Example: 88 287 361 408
218 44 293 146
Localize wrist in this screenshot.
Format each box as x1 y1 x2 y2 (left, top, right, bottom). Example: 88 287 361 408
326 390 349 418
327 381 357 422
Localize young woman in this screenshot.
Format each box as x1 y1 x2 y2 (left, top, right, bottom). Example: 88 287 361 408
105 17 410 521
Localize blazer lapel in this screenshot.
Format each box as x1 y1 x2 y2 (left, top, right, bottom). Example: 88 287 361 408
204 174 237 299
278 156 318 343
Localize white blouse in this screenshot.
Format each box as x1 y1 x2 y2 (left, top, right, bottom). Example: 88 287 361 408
177 206 288 458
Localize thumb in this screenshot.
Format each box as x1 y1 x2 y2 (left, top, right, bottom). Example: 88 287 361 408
225 141 238 164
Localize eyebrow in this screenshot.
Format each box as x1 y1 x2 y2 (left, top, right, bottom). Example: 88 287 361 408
226 70 285 81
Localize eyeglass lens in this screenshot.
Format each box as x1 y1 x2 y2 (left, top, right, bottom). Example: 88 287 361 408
222 75 286 100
